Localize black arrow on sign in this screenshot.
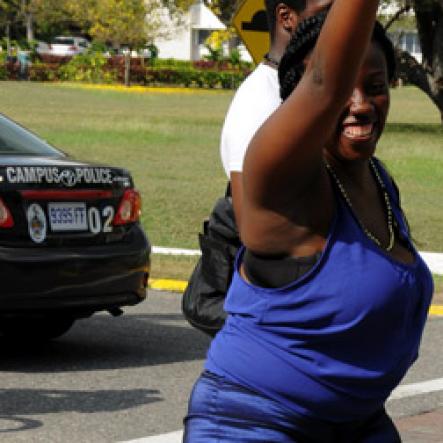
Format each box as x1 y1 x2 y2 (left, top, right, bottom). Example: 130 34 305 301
242 10 269 32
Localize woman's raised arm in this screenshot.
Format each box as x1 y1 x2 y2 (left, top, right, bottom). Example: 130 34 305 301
242 0 380 216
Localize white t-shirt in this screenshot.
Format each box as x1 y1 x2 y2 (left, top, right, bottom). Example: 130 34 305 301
220 63 281 177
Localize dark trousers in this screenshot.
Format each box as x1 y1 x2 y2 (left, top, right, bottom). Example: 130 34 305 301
183 371 401 443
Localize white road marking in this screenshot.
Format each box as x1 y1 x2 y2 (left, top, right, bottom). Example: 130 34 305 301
152 246 201 256
121 378 443 442
120 430 183 443
420 252 443 275
152 247 443 275
388 377 443 401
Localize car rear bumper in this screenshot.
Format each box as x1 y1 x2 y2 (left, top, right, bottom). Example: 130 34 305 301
0 224 150 316
48 49 81 56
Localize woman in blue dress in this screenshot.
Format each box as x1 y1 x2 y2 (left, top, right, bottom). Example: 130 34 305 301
184 0 434 441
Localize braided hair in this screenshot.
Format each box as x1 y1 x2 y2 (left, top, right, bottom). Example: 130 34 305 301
278 11 396 101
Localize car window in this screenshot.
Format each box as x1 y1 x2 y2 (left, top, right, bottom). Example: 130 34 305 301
52 38 75 45
0 115 63 157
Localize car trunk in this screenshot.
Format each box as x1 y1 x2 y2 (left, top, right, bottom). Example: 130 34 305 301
0 158 136 247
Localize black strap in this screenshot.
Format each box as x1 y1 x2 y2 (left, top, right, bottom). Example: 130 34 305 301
225 181 232 198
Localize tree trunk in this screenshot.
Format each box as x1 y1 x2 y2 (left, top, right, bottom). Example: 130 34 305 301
25 12 34 42
6 22 11 57
392 1 443 124
395 49 443 121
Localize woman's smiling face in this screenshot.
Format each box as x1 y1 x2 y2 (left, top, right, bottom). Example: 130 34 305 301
325 42 390 162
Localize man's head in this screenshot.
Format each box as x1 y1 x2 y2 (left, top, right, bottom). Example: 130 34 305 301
265 0 332 42
265 0 333 60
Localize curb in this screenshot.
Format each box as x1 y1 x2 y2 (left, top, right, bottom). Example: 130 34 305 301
149 278 188 293
58 82 229 95
430 305 443 316
148 279 443 317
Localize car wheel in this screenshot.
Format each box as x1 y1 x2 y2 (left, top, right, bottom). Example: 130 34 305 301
0 316 75 341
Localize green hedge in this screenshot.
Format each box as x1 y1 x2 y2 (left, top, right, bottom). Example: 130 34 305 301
59 52 117 83
0 58 250 89
0 64 7 80
136 67 247 89
151 58 193 69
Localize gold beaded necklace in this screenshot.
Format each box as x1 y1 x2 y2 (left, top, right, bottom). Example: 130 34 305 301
324 158 395 252
263 53 279 69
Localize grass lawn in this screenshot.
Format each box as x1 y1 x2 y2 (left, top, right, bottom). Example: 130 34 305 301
0 82 442 287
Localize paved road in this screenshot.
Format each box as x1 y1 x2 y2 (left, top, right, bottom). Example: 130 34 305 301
0 290 441 442
0 290 210 442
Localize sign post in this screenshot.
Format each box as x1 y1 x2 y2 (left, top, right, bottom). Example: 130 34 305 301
232 0 269 64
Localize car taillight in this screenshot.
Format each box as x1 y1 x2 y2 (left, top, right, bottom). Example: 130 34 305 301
0 197 14 228
113 189 141 225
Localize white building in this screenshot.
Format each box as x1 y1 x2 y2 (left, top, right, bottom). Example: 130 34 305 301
154 0 226 61
388 31 422 63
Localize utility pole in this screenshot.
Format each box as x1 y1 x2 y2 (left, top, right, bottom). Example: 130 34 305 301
21 0 34 42
6 22 11 56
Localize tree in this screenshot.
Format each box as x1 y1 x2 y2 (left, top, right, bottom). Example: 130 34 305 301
87 0 146 45
381 0 443 122
31 0 83 39
140 0 187 44
0 0 73 49
0 1 15 54
83 0 148 85
204 0 236 27
0 0 43 43
0 1 36 54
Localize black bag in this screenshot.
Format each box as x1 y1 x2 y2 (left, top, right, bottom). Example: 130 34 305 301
182 184 241 336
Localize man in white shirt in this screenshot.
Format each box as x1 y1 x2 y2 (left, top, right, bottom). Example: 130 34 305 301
221 0 333 228
183 1 333 336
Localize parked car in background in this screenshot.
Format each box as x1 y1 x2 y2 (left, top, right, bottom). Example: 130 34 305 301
35 40 51 56
38 36 90 57
0 113 151 340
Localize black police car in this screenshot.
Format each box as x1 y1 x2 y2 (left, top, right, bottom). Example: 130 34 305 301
0 113 150 340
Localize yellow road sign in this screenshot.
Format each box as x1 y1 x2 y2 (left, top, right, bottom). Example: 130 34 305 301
232 0 270 64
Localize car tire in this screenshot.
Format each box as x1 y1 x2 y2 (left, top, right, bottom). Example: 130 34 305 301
0 316 75 341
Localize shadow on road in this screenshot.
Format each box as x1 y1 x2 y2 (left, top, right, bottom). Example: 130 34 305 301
0 313 211 372
0 387 161 433
0 415 42 433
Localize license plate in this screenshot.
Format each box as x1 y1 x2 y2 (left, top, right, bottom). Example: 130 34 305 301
48 202 88 231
